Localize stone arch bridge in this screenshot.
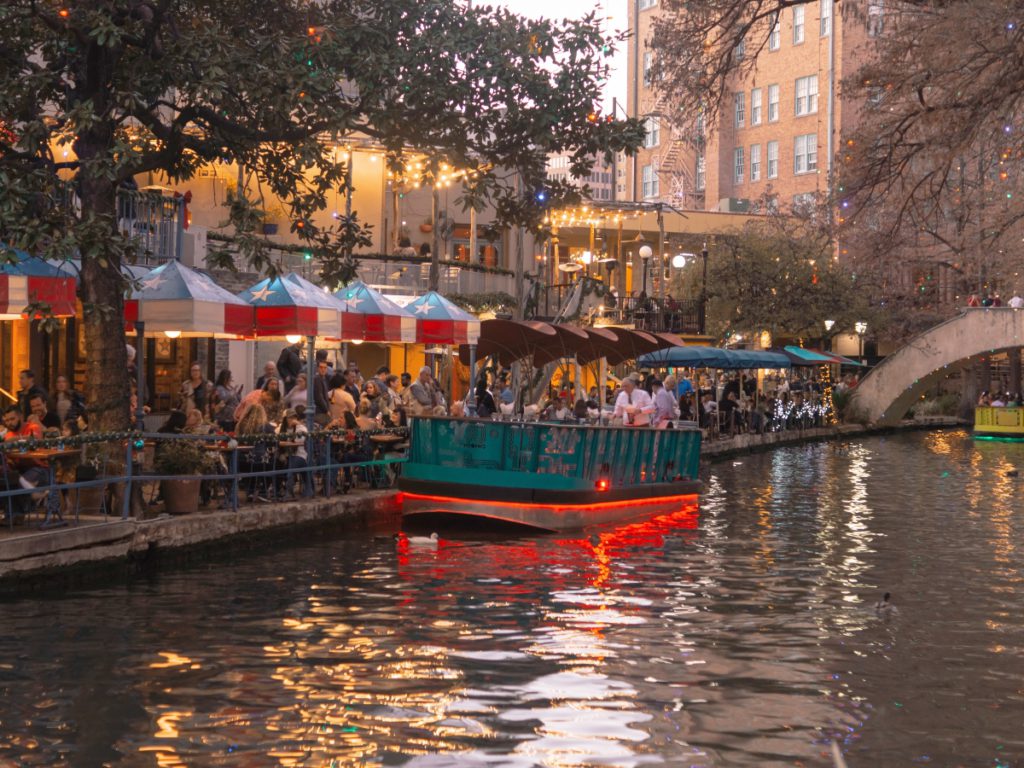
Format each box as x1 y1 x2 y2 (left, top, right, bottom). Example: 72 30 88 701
853 308 1024 425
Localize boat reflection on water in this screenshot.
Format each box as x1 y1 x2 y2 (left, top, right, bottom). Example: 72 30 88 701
390 502 705 766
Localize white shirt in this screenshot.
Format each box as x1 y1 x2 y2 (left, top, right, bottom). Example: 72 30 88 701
1010 295 1024 308
613 387 654 425
652 388 679 423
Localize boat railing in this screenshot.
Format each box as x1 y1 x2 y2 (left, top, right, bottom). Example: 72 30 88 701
407 417 701 487
975 406 1024 429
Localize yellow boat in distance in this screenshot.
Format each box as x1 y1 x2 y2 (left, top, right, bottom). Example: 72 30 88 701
974 406 1024 440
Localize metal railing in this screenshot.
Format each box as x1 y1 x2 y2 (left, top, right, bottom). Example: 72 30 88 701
406 417 702 488
0 428 408 530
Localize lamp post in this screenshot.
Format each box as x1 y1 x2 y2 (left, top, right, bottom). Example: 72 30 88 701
699 242 709 335
639 244 653 296
823 318 835 352
854 320 867 365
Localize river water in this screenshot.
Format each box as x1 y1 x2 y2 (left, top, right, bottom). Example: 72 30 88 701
1 430 1022 767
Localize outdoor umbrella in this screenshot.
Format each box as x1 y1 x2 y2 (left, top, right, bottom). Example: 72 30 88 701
0 245 77 319
406 290 481 345
238 272 342 339
124 259 253 338
334 280 416 343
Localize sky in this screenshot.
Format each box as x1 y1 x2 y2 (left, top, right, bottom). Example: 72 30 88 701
491 0 627 112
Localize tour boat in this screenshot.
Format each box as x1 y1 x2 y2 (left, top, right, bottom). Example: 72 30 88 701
398 417 702 532
973 406 1024 439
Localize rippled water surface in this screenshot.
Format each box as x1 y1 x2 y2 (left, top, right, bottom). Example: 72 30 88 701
2 430 1024 767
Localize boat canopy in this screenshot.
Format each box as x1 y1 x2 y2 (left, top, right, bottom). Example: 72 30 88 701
780 345 865 366
638 346 792 370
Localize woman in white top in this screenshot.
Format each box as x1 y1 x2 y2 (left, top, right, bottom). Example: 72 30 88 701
283 373 309 410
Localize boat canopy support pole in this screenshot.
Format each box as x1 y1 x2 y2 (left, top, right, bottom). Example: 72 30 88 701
466 344 477 416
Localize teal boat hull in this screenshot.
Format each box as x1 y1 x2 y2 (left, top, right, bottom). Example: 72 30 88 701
399 418 702 532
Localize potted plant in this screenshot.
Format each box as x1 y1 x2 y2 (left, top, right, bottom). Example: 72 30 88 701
153 439 209 514
419 216 434 234
261 203 286 236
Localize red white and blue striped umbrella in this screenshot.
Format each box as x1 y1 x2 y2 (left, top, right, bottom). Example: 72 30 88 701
125 259 253 337
0 245 77 319
238 272 342 338
406 290 480 345
334 280 415 343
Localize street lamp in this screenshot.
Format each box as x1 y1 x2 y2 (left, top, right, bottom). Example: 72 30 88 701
699 242 709 335
823 319 835 351
638 244 653 296
854 320 867 364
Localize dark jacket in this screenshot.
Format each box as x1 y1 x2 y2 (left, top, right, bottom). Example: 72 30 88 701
276 345 303 388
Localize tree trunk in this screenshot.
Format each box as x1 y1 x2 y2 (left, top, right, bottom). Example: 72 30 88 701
77 161 131 434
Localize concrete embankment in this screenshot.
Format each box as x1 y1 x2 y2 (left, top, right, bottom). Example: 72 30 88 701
0 490 400 585
0 418 964 585
700 417 963 461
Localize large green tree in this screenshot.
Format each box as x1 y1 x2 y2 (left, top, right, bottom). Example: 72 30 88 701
0 0 642 431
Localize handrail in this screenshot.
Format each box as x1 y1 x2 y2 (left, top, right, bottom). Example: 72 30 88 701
0 428 409 526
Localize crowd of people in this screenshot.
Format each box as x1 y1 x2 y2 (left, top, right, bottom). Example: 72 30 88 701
966 293 1024 308
457 367 857 438
977 391 1024 407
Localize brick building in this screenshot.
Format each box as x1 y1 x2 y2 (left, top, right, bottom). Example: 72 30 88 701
626 0 881 213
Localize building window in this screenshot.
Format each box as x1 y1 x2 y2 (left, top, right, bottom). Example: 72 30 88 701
820 0 832 36
751 88 762 126
793 5 805 44
734 37 745 61
642 164 659 198
734 92 745 128
695 110 705 138
734 147 744 184
639 0 657 10
795 75 818 116
767 140 779 179
768 84 780 122
750 144 761 182
642 51 653 87
643 116 660 148
868 1 884 36
794 133 818 174
793 192 817 213
769 13 780 50
696 154 706 191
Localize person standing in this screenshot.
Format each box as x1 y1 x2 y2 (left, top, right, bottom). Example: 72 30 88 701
52 375 85 424
212 369 242 431
653 376 680 428
179 364 213 416
313 359 331 423
613 377 654 426
276 341 304 390
16 370 47 419
408 366 440 416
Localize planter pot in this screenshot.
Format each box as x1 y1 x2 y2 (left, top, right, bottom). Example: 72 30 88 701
161 478 201 515
262 223 279 235
419 223 433 233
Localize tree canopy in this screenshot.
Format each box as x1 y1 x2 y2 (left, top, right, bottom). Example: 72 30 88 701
651 0 1024 329
0 0 643 429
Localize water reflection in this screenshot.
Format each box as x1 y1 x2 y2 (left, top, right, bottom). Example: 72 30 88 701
0 431 1023 765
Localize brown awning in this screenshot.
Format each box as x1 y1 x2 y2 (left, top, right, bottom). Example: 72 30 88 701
457 319 557 367
459 320 683 368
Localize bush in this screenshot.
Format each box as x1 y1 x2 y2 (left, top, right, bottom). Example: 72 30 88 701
153 440 210 476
